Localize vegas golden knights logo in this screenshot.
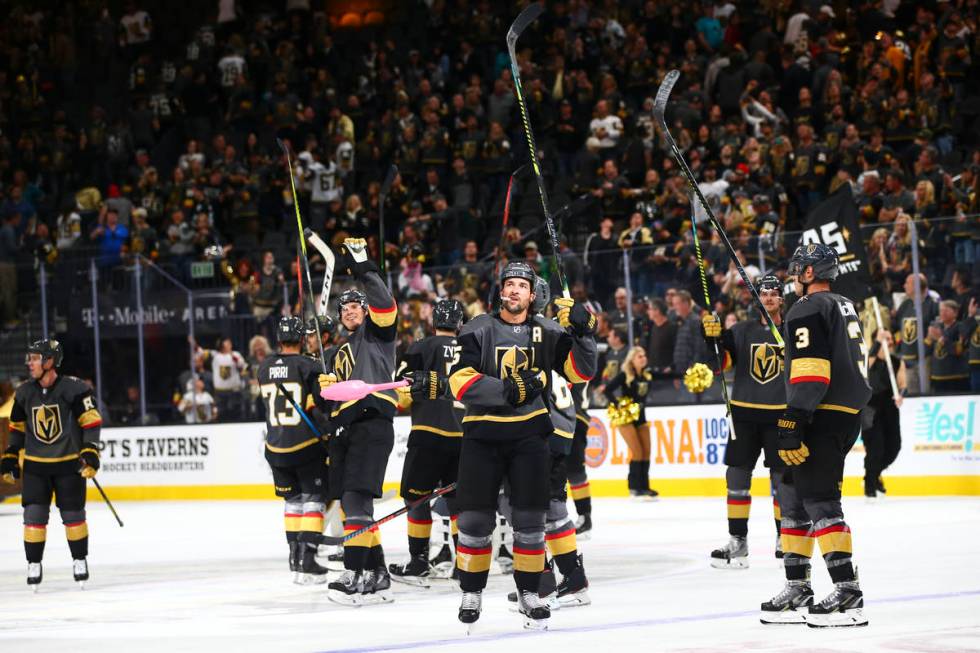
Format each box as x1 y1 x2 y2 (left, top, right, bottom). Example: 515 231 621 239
934 339 947 360
902 317 918 345
750 343 783 384
496 346 532 379
219 365 231 380
32 404 63 444
334 343 354 381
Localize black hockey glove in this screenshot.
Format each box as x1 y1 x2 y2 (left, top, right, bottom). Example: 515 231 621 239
79 447 100 479
502 369 546 407
777 407 811 466
340 237 379 277
410 370 447 401
554 298 596 337
1 446 20 483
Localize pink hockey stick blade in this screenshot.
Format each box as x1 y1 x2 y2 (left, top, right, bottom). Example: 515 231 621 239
320 379 410 402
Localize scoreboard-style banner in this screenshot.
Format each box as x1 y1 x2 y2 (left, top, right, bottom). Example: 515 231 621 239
59 395 978 501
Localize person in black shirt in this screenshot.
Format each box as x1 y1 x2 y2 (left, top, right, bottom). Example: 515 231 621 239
863 330 906 499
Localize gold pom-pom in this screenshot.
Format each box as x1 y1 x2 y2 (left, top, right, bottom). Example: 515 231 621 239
607 396 642 426
683 363 714 394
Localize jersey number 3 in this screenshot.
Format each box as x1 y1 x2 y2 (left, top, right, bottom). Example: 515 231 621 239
260 382 303 427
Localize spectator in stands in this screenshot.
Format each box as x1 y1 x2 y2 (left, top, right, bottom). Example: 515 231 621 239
0 212 19 329
672 290 709 394
927 300 971 394
178 377 218 424
90 206 129 269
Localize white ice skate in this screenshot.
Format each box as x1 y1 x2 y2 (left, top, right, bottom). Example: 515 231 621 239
806 582 868 628
458 591 482 635
73 559 89 589
710 536 749 569
517 590 550 630
27 562 42 592
760 580 814 624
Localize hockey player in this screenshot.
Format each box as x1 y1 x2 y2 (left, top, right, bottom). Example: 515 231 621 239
449 261 597 630
388 299 466 586
322 238 399 606
567 382 593 537
703 274 786 569
258 316 330 585
1 340 102 590
761 243 871 627
305 315 338 363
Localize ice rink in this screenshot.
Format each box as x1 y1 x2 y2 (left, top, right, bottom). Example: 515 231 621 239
1 495 978 653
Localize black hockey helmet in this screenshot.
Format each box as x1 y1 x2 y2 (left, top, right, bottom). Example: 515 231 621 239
788 242 839 282
26 339 63 367
277 316 305 344
306 315 337 337
499 260 536 287
757 273 783 295
337 288 368 319
433 299 465 332
532 275 551 314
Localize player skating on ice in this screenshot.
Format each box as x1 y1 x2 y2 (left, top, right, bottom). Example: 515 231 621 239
257 317 331 585
2 340 103 590
703 274 787 569
388 299 466 586
448 262 597 631
323 237 399 606
761 243 871 627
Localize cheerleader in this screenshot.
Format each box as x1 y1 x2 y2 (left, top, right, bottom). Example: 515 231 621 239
603 347 660 499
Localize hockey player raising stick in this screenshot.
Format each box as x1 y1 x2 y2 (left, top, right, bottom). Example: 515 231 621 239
322 237 399 606
2 340 103 590
703 274 787 569
449 261 597 630
761 243 871 627
388 299 467 586
257 317 331 585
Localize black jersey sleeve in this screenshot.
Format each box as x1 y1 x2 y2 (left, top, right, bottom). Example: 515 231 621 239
71 385 103 446
7 388 26 449
362 270 398 341
553 330 598 385
785 299 832 413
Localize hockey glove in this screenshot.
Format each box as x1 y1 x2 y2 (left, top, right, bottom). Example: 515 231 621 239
554 298 596 336
410 370 447 401
341 237 379 277
1 446 20 483
318 373 338 392
502 369 547 407
777 408 811 466
79 447 100 479
702 313 722 342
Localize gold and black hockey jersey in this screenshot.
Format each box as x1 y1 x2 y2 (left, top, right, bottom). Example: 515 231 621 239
784 291 872 415
398 334 464 446
8 375 102 475
720 318 787 422
449 313 597 440
257 353 325 466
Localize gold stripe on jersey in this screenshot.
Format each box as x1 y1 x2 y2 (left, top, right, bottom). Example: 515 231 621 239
462 407 549 424
576 414 590 426
789 357 831 382
265 437 319 454
730 400 787 410
368 303 397 327
449 367 481 400
815 403 861 415
77 408 102 428
554 427 573 439
24 453 79 463
330 391 399 418
410 425 463 438
9 420 25 433
563 353 592 384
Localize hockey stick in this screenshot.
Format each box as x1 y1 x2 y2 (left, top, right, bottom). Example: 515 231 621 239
488 165 528 306
870 296 901 402
653 70 783 346
314 483 456 546
507 2 570 299
304 228 335 318
277 138 328 372
90 477 123 527
378 164 398 283
319 378 410 402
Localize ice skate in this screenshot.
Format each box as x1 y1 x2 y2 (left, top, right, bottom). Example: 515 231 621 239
295 545 328 585
27 562 42 592
429 543 455 579
508 563 560 611
574 514 592 541
73 559 89 589
710 536 749 569
517 590 550 630
760 580 814 624
458 590 482 634
556 554 590 607
388 554 431 587
360 567 394 605
327 569 365 606
806 582 868 628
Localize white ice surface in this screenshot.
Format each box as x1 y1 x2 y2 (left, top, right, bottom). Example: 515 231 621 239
1 495 978 653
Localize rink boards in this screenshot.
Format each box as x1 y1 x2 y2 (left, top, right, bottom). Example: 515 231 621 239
40 394 980 501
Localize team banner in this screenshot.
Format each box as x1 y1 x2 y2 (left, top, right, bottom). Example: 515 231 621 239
70 290 232 337
800 188 873 302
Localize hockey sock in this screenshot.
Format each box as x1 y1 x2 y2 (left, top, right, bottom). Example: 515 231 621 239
569 479 592 516
512 509 546 593
62 510 89 559
451 515 459 552
545 520 578 576
284 501 302 544
780 518 814 581
24 524 46 563
343 519 373 571
406 504 433 558
725 466 752 537
367 529 386 570
814 518 855 583
456 532 493 593
298 499 325 547
772 497 782 535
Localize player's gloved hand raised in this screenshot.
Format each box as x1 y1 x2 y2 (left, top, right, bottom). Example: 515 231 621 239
341 237 378 276
79 448 100 479
319 373 338 392
777 408 811 466
410 370 447 401
1 447 20 484
702 313 722 342
554 298 596 337
502 369 546 407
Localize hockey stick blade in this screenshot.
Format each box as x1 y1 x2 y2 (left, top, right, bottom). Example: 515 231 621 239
305 229 335 317
380 164 397 197
506 2 543 47
653 69 680 123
